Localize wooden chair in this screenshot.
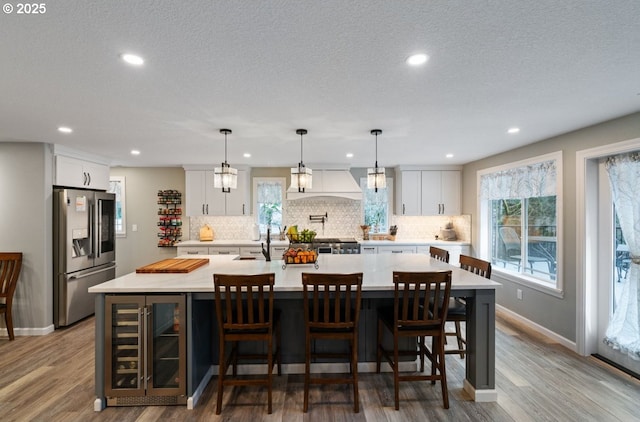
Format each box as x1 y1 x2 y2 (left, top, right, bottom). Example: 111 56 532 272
445 255 492 358
376 270 452 410
213 273 281 415
429 246 450 263
301 272 363 413
0 252 22 341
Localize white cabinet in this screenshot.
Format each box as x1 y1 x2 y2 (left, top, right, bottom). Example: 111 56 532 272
360 246 378 254
185 169 249 216
177 246 209 256
55 155 110 190
416 244 470 265
377 245 417 254
240 246 265 260
396 169 461 216
271 245 287 259
208 246 240 255
421 171 461 216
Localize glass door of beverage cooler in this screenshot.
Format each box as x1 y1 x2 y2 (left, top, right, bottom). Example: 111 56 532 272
146 296 186 396
105 296 145 398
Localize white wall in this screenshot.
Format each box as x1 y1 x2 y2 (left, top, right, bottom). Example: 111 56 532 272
461 111 640 342
0 143 53 334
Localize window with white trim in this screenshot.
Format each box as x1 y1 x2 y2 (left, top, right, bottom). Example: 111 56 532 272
109 176 126 237
253 177 285 234
478 152 562 292
360 177 392 233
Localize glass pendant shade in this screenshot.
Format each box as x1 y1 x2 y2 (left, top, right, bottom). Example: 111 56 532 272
214 128 237 193
367 167 386 190
368 129 385 192
290 129 312 192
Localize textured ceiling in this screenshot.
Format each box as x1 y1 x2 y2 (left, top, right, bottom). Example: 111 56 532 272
1 1 639 167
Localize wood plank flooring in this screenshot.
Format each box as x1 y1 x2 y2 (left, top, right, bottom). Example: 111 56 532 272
1 312 639 421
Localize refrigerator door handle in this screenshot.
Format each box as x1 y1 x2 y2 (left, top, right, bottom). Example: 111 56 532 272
143 306 150 391
96 199 103 258
137 307 143 389
67 264 117 280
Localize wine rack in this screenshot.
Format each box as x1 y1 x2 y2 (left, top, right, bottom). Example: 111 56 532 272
157 190 182 247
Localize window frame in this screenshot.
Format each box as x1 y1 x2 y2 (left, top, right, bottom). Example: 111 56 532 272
108 176 127 238
477 151 563 296
253 176 286 234
360 176 393 233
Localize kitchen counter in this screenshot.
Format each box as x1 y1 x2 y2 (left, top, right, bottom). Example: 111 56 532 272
177 239 289 247
91 253 498 409
177 238 469 247
359 238 469 246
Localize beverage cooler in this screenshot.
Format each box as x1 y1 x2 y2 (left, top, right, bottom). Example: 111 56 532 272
104 295 186 406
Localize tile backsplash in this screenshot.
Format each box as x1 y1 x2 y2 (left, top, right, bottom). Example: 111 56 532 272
189 198 470 242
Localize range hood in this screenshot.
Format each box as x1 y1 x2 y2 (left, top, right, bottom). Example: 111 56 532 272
287 166 363 200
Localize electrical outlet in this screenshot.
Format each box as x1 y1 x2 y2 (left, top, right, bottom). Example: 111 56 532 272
132 224 138 232
516 288 523 300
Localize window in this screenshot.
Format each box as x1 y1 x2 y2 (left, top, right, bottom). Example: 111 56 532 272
360 177 392 233
478 152 562 292
253 177 285 234
108 176 126 237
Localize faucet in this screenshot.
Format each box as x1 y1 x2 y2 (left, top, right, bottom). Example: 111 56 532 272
261 227 271 261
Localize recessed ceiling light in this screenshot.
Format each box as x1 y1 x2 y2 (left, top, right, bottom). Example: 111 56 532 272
446 153 454 159
130 149 141 155
121 53 144 66
406 53 429 66
346 153 354 158
243 153 251 158
58 126 73 134
507 127 520 134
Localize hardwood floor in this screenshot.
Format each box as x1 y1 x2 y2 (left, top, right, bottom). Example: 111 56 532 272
1 312 639 421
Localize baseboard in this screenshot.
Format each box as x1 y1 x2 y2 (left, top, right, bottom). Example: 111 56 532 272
0 325 55 337
497 305 577 352
463 379 498 402
188 366 213 410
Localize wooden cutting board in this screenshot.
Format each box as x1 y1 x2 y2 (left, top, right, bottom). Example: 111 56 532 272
136 258 210 273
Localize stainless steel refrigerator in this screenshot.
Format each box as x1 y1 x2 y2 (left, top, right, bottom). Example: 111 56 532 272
54 188 117 327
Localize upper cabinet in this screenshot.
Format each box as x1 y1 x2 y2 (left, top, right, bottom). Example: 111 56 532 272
54 155 110 190
396 167 461 216
184 168 249 216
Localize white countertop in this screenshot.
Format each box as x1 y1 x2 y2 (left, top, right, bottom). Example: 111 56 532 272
89 254 499 294
177 239 469 247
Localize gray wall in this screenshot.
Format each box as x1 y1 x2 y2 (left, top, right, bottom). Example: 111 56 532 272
0 142 53 332
110 167 187 276
461 111 640 341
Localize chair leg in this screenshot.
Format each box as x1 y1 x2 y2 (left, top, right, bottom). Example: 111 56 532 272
276 319 282 376
352 335 359 413
267 336 273 414
5 311 14 341
393 333 400 411
216 338 225 415
437 335 449 409
455 321 465 359
303 332 310 413
420 336 425 372
376 318 383 373
431 336 436 385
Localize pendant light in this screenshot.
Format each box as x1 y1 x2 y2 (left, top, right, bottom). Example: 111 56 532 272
290 129 312 192
214 129 237 193
367 129 386 192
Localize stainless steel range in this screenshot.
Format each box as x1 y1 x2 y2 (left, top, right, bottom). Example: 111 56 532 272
313 238 360 254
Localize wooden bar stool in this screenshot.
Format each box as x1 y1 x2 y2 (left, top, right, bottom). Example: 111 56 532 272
0 252 23 341
445 255 492 358
301 272 363 413
376 270 452 410
429 246 450 263
213 273 281 415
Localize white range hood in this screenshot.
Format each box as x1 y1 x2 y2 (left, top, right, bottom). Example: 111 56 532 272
287 166 362 201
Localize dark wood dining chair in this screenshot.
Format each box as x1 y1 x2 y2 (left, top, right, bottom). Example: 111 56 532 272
376 270 452 410
429 246 450 263
0 252 23 341
301 272 363 413
213 273 281 415
445 255 492 358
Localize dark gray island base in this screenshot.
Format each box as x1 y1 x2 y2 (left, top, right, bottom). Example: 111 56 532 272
91 254 499 410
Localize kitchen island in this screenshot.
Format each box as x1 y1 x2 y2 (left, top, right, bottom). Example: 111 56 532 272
90 253 500 410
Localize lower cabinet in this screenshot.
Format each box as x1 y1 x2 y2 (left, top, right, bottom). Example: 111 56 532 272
416 244 470 265
377 245 417 254
105 294 186 406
